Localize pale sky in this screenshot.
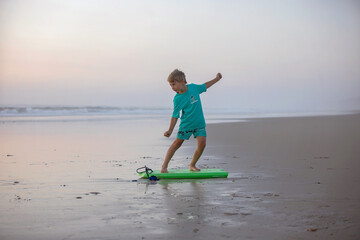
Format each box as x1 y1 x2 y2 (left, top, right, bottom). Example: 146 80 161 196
1 0 359 112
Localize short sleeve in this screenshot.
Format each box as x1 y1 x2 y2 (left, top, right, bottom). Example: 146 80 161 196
195 83 207 94
172 97 181 118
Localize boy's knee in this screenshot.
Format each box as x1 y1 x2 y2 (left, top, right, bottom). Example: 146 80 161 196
172 139 184 148
198 139 206 149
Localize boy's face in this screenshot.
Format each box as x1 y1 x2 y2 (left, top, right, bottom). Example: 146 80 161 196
169 80 186 93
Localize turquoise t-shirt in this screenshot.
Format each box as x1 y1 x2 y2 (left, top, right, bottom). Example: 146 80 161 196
172 83 207 130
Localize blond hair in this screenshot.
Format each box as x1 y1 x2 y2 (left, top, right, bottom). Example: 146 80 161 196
168 69 187 83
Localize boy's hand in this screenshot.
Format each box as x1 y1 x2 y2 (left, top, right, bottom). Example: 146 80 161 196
205 72 222 89
216 73 222 80
164 130 172 138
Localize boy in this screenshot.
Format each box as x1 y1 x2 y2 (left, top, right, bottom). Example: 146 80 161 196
162 69 222 173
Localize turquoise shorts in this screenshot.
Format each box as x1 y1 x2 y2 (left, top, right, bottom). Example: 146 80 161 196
177 127 207 140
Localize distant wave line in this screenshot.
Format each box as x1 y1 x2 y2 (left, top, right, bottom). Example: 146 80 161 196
0 106 172 116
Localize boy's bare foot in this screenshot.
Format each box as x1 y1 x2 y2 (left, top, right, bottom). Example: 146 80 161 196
161 167 168 173
189 165 200 171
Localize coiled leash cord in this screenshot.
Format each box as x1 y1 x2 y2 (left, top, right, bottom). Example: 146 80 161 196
136 166 159 181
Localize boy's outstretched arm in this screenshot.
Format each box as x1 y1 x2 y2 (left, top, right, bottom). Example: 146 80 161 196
164 117 178 137
205 73 222 89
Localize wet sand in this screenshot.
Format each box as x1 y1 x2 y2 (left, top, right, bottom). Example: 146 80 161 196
0 113 359 239
202 113 360 239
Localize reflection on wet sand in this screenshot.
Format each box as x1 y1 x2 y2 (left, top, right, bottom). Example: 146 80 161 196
1 114 359 239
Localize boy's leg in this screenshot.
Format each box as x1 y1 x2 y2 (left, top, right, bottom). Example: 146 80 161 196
162 138 184 173
189 136 206 171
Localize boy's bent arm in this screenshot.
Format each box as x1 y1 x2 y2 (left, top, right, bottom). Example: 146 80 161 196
164 117 178 137
205 73 222 89
168 117 178 132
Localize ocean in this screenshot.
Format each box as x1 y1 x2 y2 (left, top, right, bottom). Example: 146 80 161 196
0 105 351 124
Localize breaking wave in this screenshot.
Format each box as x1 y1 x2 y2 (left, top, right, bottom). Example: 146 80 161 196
0 106 172 117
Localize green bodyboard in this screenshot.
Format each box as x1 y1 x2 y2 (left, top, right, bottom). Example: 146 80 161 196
138 168 228 179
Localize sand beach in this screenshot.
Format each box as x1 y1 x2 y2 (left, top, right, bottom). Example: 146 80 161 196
0 113 359 239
